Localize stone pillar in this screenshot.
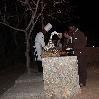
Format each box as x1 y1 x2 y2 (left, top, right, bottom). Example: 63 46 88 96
42 56 80 99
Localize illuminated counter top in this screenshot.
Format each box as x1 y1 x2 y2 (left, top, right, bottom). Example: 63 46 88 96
42 56 81 99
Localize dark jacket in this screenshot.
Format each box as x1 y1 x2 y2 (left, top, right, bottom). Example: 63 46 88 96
71 29 87 56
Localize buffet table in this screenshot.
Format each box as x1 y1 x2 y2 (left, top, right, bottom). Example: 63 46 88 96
42 56 80 99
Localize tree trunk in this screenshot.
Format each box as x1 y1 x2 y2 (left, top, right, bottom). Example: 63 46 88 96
25 34 31 74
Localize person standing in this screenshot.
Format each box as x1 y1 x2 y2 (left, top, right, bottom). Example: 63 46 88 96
62 30 72 49
67 24 87 87
34 23 52 72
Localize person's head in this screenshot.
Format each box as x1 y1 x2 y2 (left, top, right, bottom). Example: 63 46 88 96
67 24 78 36
63 30 69 38
66 23 76 33
68 25 76 33
52 35 59 46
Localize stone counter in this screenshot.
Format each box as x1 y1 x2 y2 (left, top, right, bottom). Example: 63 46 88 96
42 56 80 99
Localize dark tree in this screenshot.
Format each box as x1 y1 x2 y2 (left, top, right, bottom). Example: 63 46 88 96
0 0 78 74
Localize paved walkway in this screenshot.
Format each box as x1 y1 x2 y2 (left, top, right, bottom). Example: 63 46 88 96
0 68 99 99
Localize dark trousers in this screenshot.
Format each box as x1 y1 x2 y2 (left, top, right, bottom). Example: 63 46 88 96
37 61 43 72
77 55 87 85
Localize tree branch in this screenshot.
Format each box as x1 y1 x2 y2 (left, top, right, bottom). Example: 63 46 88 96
25 0 40 31
0 22 26 33
31 0 36 6
17 0 27 5
28 2 46 39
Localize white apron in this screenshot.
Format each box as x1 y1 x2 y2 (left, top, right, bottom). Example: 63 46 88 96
34 32 45 61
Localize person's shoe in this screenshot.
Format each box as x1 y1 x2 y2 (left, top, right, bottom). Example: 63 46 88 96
80 83 86 87
83 83 86 86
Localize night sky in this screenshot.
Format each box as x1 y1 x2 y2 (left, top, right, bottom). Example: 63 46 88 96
50 0 99 47
0 0 99 47
76 0 99 46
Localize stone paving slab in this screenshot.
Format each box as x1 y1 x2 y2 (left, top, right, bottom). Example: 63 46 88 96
15 73 43 83
0 73 44 99
0 93 45 99
5 82 44 93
